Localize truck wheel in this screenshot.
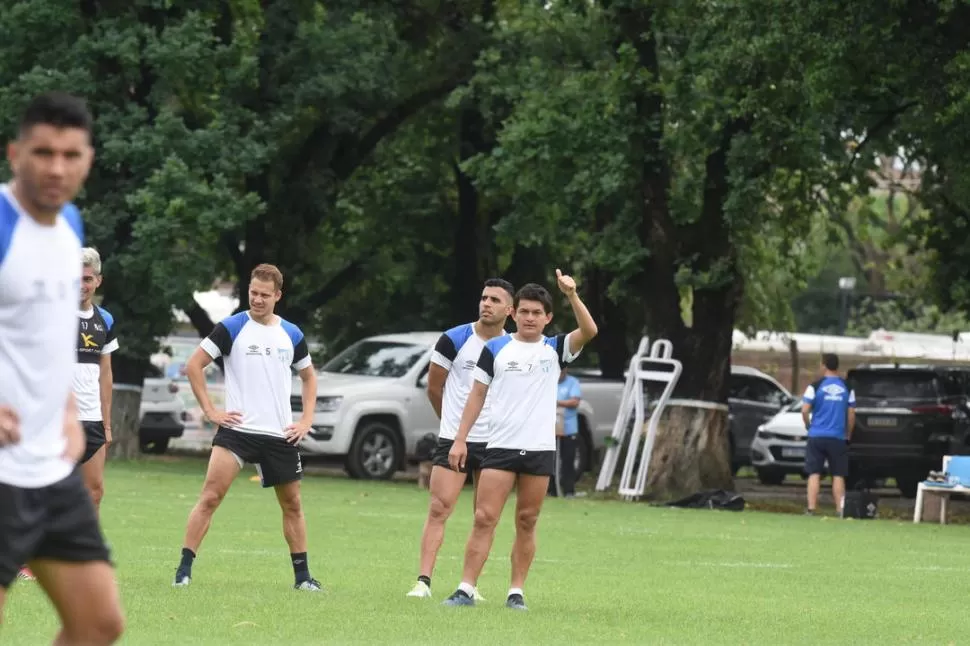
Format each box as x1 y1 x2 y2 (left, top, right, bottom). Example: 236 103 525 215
895 475 919 499
756 469 785 486
346 421 400 480
139 437 170 455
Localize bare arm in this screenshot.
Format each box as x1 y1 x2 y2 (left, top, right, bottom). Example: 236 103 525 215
558 397 581 409
426 363 448 419
801 403 812 430
99 353 113 441
186 348 217 418
454 380 489 443
298 365 317 427
847 409 856 440
63 391 84 462
556 270 598 355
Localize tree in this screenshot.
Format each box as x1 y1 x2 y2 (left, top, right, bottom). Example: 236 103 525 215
0 0 498 457
463 0 927 497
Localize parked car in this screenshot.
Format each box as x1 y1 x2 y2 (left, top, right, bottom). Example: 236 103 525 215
295 332 600 480
847 363 970 498
574 364 793 474
750 400 808 485
728 366 794 471
138 364 187 454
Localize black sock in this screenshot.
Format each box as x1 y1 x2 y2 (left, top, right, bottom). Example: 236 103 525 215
179 548 195 573
291 552 310 582
418 575 431 588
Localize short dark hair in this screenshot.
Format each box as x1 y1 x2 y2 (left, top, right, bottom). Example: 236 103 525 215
822 353 839 371
18 92 93 138
251 263 284 291
483 278 514 300
514 283 553 314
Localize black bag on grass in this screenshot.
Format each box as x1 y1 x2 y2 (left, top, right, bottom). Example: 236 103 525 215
665 489 745 512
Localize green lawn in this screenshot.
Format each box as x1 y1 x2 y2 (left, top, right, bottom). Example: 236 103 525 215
3 458 969 645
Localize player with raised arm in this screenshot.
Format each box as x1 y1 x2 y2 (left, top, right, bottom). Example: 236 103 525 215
443 270 597 611
406 278 514 600
75 247 119 512
173 263 323 591
0 92 125 644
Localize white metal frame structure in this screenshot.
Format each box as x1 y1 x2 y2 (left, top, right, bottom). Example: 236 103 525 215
595 337 683 499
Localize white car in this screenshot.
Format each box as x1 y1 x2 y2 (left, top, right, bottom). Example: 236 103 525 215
749 400 808 485
295 332 597 480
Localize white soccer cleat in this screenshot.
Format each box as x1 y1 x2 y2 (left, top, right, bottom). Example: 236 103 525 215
172 574 191 587
406 581 432 598
294 578 323 592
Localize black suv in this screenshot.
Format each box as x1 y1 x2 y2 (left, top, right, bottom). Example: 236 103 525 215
846 364 970 498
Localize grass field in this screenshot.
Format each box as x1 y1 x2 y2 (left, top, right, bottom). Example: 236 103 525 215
3 458 970 645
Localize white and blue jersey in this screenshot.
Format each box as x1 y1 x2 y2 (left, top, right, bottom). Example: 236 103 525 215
803 376 856 440
200 311 313 438
473 334 580 451
430 322 506 442
0 184 84 488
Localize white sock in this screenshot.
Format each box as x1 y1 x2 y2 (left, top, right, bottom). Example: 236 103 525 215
458 581 476 597
508 587 523 598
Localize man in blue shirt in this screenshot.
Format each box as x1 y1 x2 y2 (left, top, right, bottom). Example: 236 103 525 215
801 353 856 515
549 367 582 497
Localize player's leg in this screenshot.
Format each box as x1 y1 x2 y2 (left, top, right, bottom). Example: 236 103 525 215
263 438 321 591
559 436 577 497
30 560 123 645
81 444 108 512
28 468 124 644
507 473 550 610
804 437 825 514
829 439 850 515
443 468 516 606
409 465 466 597
174 443 242 585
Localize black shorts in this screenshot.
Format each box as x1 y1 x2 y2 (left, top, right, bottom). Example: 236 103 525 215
431 438 488 473
213 427 303 488
81 420 106 464
0 469 112 588
805 437 849 477
481 448 556 477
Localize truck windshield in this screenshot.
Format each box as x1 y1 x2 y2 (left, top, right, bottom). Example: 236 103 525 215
322 341 427 378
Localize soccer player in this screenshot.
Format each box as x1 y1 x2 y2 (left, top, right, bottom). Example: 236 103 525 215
173 263 322 591
76 247 119 512
406 278 514 599
443 271 597 610
0 92 125 644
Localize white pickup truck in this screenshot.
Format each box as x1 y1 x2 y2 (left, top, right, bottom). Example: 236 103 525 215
294 332 616 480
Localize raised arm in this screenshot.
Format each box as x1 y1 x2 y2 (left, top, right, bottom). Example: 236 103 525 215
556 269 598 355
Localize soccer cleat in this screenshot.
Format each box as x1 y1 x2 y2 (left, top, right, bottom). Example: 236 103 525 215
506 593 528 611
442 590 475 607
17 567 35 581
295 578 322 591
406 581 432 598
173 570 191 587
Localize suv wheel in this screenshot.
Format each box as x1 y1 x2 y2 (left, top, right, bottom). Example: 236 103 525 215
139 437 169 455
895 475 919 499
756 469 785 486
346 422 400 480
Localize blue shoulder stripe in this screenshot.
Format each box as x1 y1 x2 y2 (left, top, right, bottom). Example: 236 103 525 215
61 203 83 244
444 323 475 352
280 318 305 347
0 194 19 269
222 311 250 343
485 334 513 357
96 305 115 330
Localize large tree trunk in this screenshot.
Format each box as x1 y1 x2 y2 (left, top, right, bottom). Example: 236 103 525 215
108 354 147 460
645 403 732 498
